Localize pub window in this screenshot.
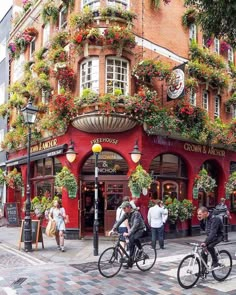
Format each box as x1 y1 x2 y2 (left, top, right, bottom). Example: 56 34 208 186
214 95 220 118
107 0 128 9
189 24 197 42
59 6 68 30
228 47 234 63
42 23 50 46
106 57 128 94
214 38 220 54
34 158 62 177
189 89 196 106
202 90 209 111
82 0 100 9
80 58 99 93
232 105 236 119
29 38 36 60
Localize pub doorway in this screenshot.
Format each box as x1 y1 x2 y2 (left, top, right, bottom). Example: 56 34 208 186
80 150 129 237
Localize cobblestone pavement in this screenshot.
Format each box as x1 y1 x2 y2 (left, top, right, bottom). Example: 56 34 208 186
0 227 236 294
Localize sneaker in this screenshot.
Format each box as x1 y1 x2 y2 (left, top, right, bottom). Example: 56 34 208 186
61 247 65 252
212 262 222 268
137 250 143 259
57 245 61 250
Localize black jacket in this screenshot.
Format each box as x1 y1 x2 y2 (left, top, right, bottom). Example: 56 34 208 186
113 210 146 235
200 211 223 245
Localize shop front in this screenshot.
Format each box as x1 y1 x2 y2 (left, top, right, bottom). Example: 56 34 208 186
5 126 236 239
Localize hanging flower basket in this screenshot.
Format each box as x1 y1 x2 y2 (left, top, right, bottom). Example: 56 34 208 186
194 168 217 193
225 171 236 197
128 164 152 198
55 167 78 199
5 168 23 190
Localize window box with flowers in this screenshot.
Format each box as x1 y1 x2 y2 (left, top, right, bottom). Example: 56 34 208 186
132 59 171 84
194 168 217 193
128 164 153 198
55 167 78 199
5 168 23 190
23 27 38 37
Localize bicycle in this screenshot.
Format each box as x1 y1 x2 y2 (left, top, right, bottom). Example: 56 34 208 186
177 242 232 289
98 233 157 278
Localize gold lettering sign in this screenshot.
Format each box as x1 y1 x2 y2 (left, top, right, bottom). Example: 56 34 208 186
184 143 225 157
31 139 58 153
91 138 119 145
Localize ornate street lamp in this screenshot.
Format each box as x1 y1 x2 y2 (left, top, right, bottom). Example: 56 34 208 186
130 140 142 163
66 140 77 163
21 99 38 252
91 143 102 256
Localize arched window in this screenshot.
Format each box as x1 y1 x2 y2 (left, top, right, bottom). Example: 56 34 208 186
106 57 129 94
82 0 100 9
149 154 188 200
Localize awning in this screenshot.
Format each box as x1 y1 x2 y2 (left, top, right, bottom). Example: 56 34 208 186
6 144 68 167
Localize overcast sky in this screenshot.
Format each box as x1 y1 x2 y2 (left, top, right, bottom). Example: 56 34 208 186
0 0 13 21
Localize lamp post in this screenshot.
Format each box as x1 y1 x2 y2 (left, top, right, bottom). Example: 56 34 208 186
66 140 77 163
92 143 102 256
21 99 38 252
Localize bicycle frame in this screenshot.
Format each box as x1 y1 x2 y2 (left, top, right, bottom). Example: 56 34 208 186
113 234 139 262
189 242 220 272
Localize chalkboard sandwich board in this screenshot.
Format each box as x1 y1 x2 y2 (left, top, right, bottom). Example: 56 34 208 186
5 203 19 226
19 220 44 250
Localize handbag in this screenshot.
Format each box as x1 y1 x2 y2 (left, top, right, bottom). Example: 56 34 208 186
64 215 70 224
45 220 56 237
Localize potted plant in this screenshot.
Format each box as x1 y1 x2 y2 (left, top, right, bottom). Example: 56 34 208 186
194 168 217 193
164 197 180 224
31 196 54 219
55 167 78 198
182 8 197 27
128 164 152 198
41 0 59 24
178 199 196 222
5 168 23 190
54 66 75 90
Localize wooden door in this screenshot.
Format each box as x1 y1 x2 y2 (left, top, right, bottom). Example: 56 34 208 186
104 181 129 235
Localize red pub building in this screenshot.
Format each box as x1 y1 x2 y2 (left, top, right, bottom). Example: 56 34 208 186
5 0 236 238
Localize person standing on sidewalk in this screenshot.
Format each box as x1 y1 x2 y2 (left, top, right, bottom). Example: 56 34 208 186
148 199 168 250
49 199 66 252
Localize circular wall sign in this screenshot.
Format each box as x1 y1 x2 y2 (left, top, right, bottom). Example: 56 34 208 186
167 68 185 99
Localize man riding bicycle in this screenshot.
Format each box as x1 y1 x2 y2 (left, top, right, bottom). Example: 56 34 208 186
197 206 224 272
109 201 146 268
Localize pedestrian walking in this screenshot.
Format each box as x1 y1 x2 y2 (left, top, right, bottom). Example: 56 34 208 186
148 198 168 250
49 199 66 252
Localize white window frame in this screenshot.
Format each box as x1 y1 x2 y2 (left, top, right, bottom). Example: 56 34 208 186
82 0 100 10
43 23 50 47
0 83 5 105
232 105 236 119
189 24 197 42
0 129 4 151
13 53 25 82
189 89 196 106
59 6 68 30
107 0 128 9
80 58 99 93
106 57 129 95
0 38 6 63
228 47 234 63
29 37 36 60
202 90 209 111
214 38 220 54
214 95 220 118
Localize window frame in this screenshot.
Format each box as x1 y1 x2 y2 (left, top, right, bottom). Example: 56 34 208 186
107 0 128 9
105 57 129 95
232 105 236 119
82 0 100 9
214 95 220 118
42 23 50 47
214 38 220 54
59 6 68 30
202 90 209 111
189 89 196 106
29 37 36 60
228 47 234 63
80 57 99 93
189 23 197 42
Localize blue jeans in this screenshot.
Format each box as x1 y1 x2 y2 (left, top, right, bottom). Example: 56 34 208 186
151 226 164 249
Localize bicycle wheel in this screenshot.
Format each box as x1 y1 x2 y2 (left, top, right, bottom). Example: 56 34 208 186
177 254 200 289
136 244 157 271
212 250 232 281
98 247 122 278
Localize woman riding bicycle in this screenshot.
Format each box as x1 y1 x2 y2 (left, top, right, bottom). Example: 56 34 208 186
109 201 146 268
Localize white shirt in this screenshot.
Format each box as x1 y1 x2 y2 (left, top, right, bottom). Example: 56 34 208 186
148 205 168 228
116 207 126 228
